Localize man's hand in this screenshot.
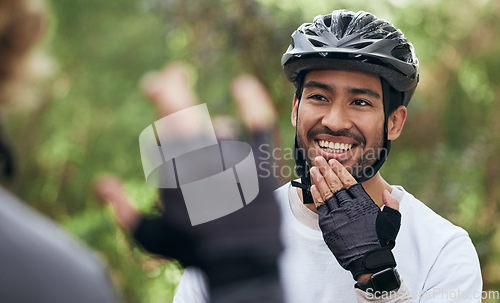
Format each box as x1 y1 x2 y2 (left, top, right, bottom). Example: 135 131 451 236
309 156 401 280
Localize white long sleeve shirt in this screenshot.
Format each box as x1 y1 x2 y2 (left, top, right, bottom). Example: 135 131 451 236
173 182 482 303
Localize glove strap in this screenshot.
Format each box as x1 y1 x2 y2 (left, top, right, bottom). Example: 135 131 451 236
349 246 397 280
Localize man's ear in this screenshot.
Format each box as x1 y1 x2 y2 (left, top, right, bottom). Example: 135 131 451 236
388 105 407 141
291 95 299 128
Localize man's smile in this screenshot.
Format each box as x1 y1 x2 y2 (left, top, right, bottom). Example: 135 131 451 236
313 139 358 163
317 139 353 153
307 131 364 164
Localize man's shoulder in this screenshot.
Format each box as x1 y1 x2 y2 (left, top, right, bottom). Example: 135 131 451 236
273 181 291 202
396 186 469 242
273 180 306 215
394 186 482 295
274 181 291 193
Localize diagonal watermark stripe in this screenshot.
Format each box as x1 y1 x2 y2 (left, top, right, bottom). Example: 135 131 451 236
139 104 259 225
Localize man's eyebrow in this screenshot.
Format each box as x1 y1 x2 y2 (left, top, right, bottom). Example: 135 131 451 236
303 80 334 93
348 87 381 99
303 81 381 99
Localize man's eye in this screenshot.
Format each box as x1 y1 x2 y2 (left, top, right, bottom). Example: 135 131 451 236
308 94 328 102
352 99 371 106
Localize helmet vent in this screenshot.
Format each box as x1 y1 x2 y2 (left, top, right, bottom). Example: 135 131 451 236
351 42 373 49
305 29 319 36
323 15 332 28
309 39 327 47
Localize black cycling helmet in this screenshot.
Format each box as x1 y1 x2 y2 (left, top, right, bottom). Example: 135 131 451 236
283 10 419 203
282 9 419 106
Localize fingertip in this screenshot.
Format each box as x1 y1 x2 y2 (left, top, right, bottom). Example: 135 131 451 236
382 190 390 204
231 74 256 89
328 158 337 166
310 166 318 176
382 189 390 201
231 75 276 131
230 75 245 94
382 190 400 211
231 74 266 102
310 184 318 195
140 71 161 96
327 159 341 173
310 185 323 206
96 174 122 187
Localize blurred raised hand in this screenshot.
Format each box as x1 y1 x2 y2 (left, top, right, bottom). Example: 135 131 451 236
95 61 284 303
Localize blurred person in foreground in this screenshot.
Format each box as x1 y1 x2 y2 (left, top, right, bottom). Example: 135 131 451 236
0 1 119 302
171 9 483 303
95 62 285 303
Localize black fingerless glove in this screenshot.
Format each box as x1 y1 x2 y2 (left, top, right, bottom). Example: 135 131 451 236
317 184 401 279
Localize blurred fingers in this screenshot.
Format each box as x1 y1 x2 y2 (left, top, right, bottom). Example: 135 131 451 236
94 175 126 204
94 175 142 231
231 75 276 131
141 61 198 117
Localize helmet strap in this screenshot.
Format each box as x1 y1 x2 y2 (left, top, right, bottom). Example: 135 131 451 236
291 135 314 204
291 75 315 203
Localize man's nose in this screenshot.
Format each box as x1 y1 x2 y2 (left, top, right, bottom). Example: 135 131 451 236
321 104 353 131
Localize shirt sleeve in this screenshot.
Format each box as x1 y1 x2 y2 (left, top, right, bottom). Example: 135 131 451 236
418 235 482 302
173 267 210 303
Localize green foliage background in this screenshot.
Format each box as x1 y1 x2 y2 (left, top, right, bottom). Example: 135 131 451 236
2 0 500 302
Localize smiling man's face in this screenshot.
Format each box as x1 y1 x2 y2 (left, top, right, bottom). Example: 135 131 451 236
291 69 386 179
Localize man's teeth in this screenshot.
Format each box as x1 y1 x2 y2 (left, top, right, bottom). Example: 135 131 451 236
318 140 353 153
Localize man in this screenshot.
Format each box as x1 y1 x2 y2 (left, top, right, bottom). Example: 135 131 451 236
173 10 482 302
0 1 120 302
